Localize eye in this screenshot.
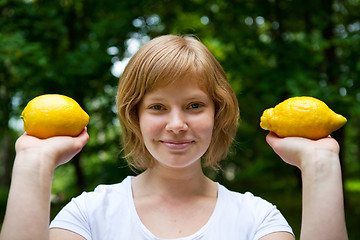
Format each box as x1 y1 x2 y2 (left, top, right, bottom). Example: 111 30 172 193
149 104 164 110
188 103 203 109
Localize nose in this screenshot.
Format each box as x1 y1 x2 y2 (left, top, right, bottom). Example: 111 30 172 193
165 109 188 134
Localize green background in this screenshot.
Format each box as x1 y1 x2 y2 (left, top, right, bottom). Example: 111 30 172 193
1 0 359 238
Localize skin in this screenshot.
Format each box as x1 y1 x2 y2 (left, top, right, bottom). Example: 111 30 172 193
0 130 89 240
0 80 348 239
132 78 218 238
266 132 348 240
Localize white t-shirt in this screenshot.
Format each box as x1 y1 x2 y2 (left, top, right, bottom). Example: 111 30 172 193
50 176 293 240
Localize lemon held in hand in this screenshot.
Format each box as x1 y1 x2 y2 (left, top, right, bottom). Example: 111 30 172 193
21 94 89 139
260 96 347 140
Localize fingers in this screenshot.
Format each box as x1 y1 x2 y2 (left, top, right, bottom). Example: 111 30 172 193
70 128 90 157
75 128 90 147
265 131 341 169
265 132 279 147
265 132 298 167
15 128 90 168
53 128 90 166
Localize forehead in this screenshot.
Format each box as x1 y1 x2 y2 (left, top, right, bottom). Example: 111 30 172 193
145 61 209 91
144 76 209 99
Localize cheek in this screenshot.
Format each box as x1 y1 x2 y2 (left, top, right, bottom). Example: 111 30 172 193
139 115 163 140
194 115 215 138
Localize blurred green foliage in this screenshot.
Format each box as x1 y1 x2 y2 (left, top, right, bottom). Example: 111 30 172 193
1 0 360 238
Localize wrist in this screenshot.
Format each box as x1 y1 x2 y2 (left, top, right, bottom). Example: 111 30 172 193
300 149 341 179
14 149 57 177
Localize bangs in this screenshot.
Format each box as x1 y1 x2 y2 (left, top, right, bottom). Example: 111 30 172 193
140 39 209 93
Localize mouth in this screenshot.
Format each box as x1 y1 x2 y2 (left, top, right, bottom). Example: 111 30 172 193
160 140 195 150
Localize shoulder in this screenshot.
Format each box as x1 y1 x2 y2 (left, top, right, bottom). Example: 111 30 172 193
219 184 274 210
217 184 289 226
50 176 137 239
216 184 293 239
67 176 132 211
51 177 133 222
84 176 131 195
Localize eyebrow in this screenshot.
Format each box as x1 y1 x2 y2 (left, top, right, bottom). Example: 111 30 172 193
143 93 210 102
186 95 210 101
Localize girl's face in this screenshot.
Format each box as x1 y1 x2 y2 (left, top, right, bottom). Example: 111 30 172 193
138 78 215 169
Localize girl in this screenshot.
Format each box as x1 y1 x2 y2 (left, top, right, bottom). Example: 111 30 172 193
0 35 348 240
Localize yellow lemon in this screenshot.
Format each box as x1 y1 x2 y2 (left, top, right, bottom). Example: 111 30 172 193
21 94 89 139
260 96 347 140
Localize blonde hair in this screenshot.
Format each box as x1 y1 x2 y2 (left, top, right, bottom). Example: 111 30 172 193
116 35 239 170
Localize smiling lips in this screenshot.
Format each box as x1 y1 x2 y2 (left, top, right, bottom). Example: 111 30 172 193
160 140 195 150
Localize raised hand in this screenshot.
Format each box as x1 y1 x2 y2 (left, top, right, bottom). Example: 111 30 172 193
265 132 339 170
0 128 89 240
265 132 348 240
15 128 89 168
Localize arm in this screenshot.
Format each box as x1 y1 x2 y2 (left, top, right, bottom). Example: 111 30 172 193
266 132 348 240
0 130 89 240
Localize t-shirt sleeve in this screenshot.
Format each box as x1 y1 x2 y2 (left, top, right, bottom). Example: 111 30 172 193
249 193 294 239
49 192 91 240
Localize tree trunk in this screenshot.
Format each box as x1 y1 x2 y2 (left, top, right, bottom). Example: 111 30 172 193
320 0 347 203
0 132 13 188
72 154 85 191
